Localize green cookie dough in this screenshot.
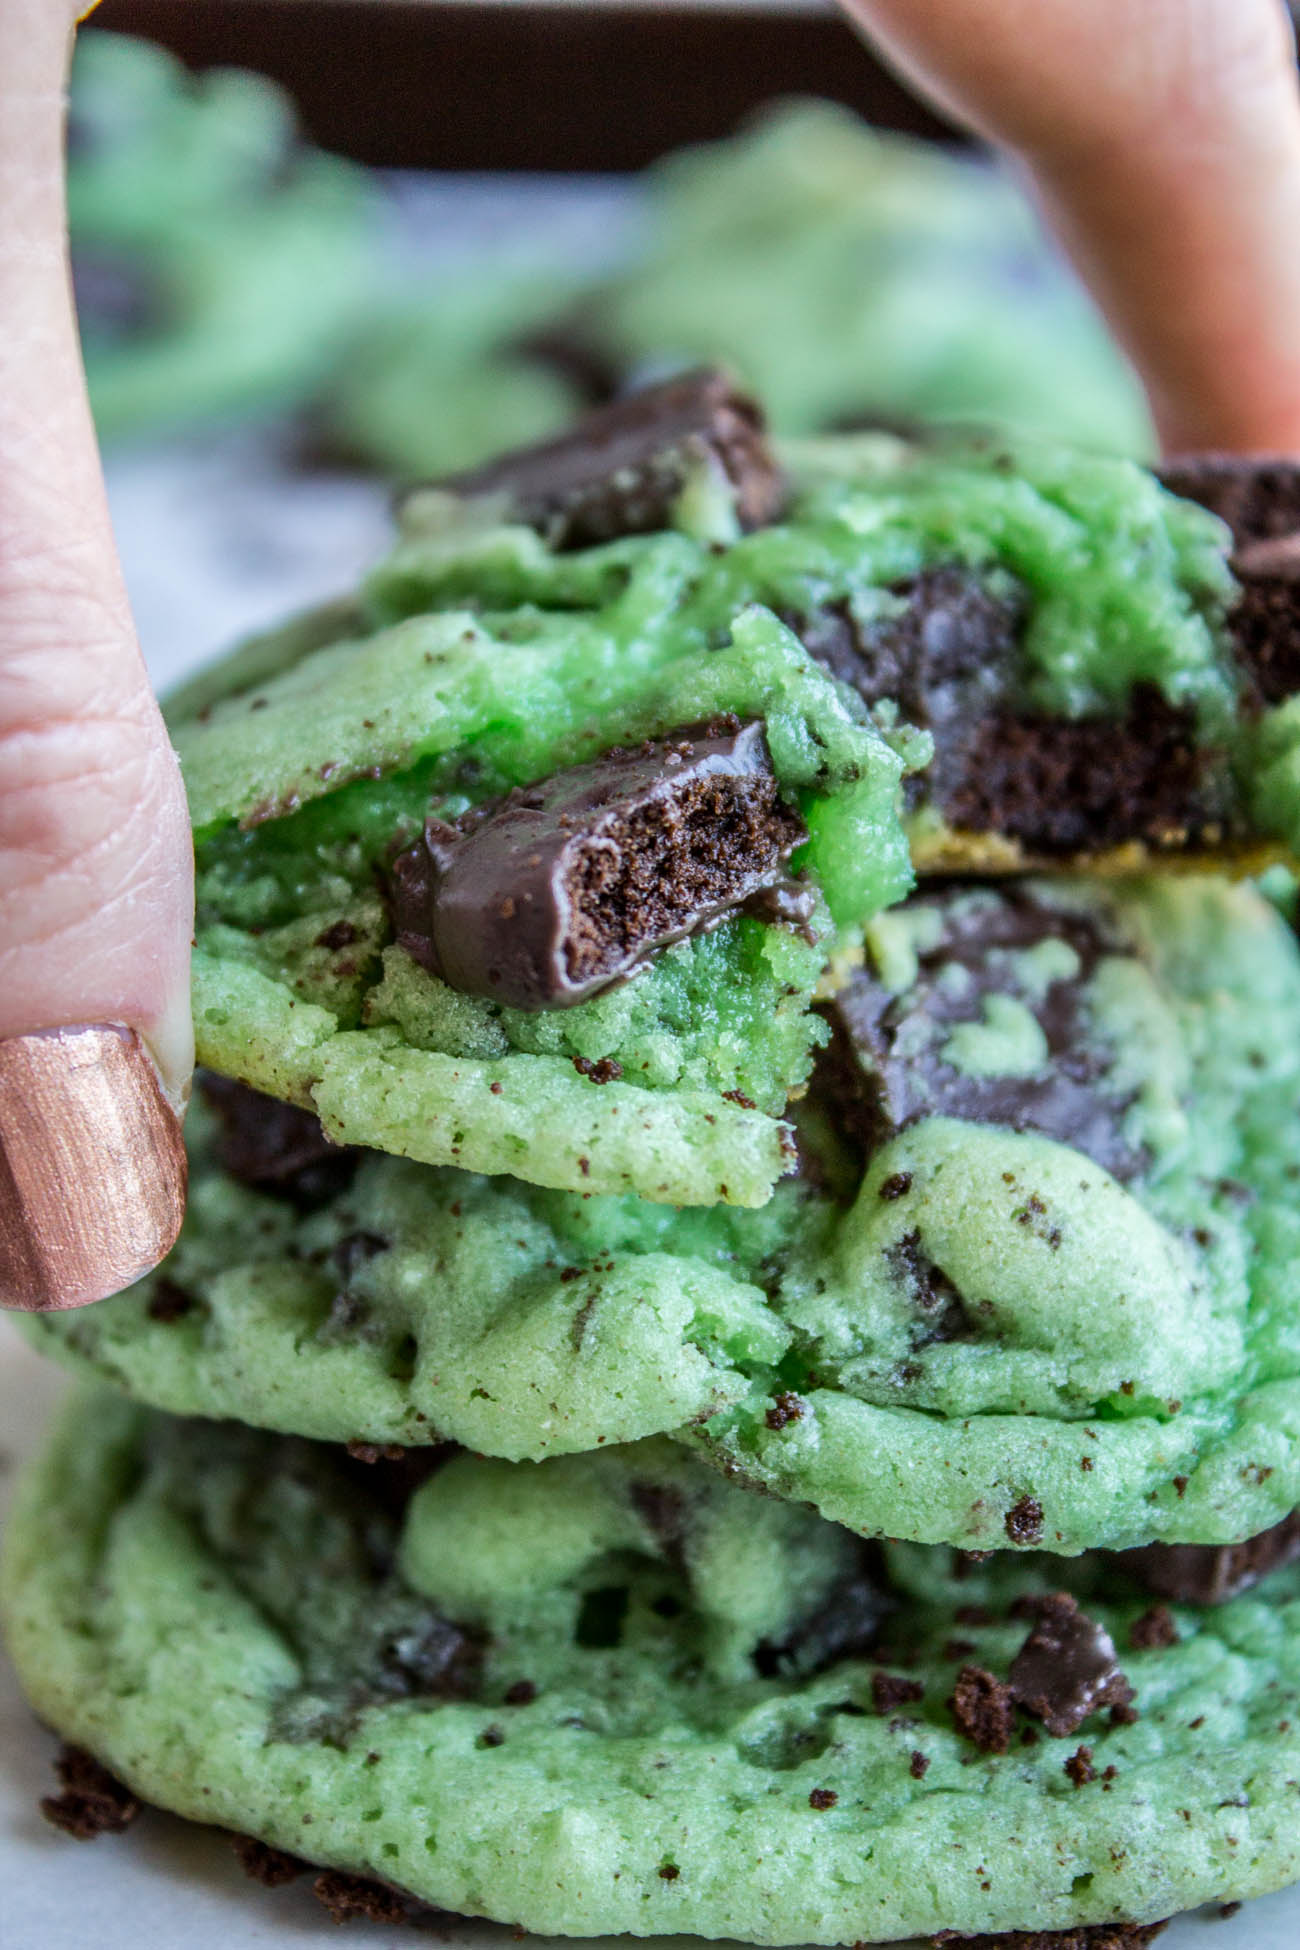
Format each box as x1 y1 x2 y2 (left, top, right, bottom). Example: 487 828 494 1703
591 101 1153 457
7 1393 1300 1941
30 875 1300 1554
69 32 375 441
175 413 918 1208
318 100 1151 481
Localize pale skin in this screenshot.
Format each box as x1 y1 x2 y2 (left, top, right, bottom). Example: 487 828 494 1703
0 0 1297 1302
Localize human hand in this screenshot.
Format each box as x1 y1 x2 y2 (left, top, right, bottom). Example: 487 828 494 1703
0 0 189 1310
840 0 1300 454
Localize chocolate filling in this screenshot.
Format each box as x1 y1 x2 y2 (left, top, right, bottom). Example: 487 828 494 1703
387 719 807 1010
1159 454 1300 706
198 1073 360 1210
796 571 1227 853
819 883 1144 1179
1118 1510 1300 1606
1008 1593 1134 1737
424 367 785 547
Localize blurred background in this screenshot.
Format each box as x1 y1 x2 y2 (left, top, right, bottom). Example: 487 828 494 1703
72 0 1155 688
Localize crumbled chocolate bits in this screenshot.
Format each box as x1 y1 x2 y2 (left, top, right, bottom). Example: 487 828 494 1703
1159 455 1300 705
40 1745 140 1840
232 1834 309 1887
1129 1604 1179 1650
948 1665 1014 1754
387 720 806 1010
198 1073 359 1210
909 1749 930 1779
1118 1511 1300 1604
808 1787 838 1810
765 1391 806 1431
933 1925 1168 1950
1004 1497 1045 1547
821 884 1145 1181
1063 1744 1096 1787
312 1869 412 1925
428 368 785 547
872 1670 925 1714
1009 1594 1134 1737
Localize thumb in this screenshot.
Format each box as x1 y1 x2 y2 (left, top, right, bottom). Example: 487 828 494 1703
0 2 191 1311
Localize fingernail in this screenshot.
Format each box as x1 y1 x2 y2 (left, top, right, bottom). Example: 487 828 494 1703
0 1024 187 1312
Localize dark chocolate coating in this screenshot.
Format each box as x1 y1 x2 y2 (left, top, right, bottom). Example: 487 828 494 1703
425 367 786 547
819 883 1146 1180
1159 453 1300 707
1009 1593 1133 1737
796 570 1230 852
389 720 807 1011
1118 1511 1300 1606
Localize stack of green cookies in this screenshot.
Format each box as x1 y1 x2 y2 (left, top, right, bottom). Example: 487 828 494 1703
9 374 1300 1944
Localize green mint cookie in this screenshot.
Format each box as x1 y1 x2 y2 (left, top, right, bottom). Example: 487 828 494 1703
6 1393 1300 1941
29 875 1300 1553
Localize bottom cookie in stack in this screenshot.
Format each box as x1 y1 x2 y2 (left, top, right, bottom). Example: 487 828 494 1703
6 1388 1300 1944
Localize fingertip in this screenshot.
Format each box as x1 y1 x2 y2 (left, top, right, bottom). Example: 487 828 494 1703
0 1024 187 1312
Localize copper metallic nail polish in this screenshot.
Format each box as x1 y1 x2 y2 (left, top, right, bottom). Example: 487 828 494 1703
0 1024 187 1311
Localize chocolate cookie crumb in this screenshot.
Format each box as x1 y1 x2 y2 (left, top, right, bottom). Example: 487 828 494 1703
1129 1605 1179 1650
345 1440 408 1465
949 1666 1014 1754
909 1750 930 1779
313 1869 411 1925
1064 1745 1096 1787
1005 1496 1044 1546
872 1670 925 1714
40 1745 139 1840
808 1787 837 1810
232 1834 309 1887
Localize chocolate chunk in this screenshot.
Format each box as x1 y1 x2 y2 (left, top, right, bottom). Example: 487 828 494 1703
428 368 785 547
1118 1510 1300 1605
820 883 1146 1180
765 1391 806 1431
949 1664 1015 1753
1009 1594 1134 1737
796 568 1025 813
797 574 1226 853
1159 455 1300 706
198 1073 359 1210
944 689 1227 855
40 1745 140 1840
933 1926 1168 1950
312 1869 411 1925
388 720 806 1010
232 1834 309 1887
509 316 623 409
753 1553 890 1680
